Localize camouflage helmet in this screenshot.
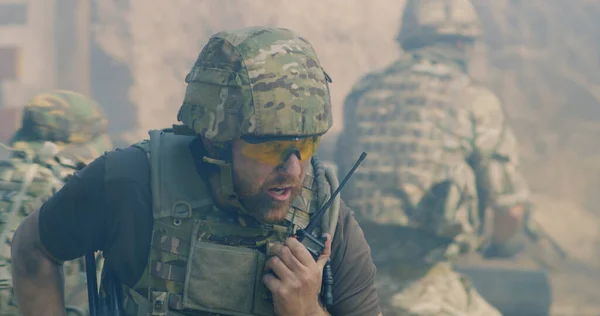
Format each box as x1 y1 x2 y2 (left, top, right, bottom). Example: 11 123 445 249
397 0 483 49
15 90 109 145
177 26 333 143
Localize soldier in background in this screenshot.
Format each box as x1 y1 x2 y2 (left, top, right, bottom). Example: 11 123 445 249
0 90 113 315
335 0 532 314
10 27 381 316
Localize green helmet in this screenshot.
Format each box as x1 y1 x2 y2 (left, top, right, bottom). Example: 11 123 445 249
14 89 109 145
177 26 333 143
397 0 483 49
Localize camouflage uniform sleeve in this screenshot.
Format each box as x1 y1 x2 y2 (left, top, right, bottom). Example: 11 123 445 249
460 85 530 215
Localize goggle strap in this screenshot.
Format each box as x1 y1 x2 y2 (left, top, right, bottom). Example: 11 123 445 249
201 156 229 167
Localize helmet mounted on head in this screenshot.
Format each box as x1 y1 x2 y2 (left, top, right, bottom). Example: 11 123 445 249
177 26 333 150
174 26 333 216
9 90 112 164
14 89 109 145
397 0 483 50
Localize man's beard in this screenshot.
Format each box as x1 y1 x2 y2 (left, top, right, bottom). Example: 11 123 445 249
234 174 303 223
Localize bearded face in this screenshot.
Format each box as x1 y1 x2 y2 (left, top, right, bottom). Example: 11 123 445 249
230 139 311 223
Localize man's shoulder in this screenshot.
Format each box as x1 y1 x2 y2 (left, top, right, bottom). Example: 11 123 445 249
103 145 151 183
105 144 149 158
336 199 354 226
348 57 415 94
330 199 362 248
345 71 386 102
348 56 470 104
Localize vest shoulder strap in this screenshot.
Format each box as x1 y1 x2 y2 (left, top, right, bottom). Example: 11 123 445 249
142 129 213 220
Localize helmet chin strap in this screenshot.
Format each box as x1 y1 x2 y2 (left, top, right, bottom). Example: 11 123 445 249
187 135 255 217
198 140 305 228
201 156 254 216
201 155 304 231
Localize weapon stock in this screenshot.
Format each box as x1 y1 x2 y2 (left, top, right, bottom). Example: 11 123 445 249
523 211 568 260
85 252 99 316
85 252 123 316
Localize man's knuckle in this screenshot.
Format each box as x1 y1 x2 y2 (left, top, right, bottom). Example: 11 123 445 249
304 261 316 271
262 274 272 285
281 246 292 257
276 286 289 297
269 256 280 266
290 279 302 290
299 274 311 285
271 245 283 256
286 237 301 249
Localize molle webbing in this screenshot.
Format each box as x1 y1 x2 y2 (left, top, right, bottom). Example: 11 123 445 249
124 130 341 316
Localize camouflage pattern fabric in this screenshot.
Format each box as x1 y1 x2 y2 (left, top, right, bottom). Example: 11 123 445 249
336 49 529 313
174 26 335 220
0 150 57 315
9 89 113 171
0 146 100 316
10 135 113 167
375 262 501 316
114 27 339 316
337 50 523 249
12 90 109 145
120 131 338 316
55 134 113 166
177 26 333 144
335 1 529 314
0 90 112 315
335 30 529 316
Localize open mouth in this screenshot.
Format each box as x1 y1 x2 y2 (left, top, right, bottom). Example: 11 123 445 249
267 186 292 201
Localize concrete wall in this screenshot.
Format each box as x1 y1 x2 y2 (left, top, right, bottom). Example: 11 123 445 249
55 0 90 95
0 0 57 144
0 0 57 110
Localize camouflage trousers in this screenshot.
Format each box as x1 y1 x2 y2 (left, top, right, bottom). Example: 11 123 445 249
375 262 502 316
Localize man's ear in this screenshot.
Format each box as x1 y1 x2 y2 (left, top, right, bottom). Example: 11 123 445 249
199 136 233 161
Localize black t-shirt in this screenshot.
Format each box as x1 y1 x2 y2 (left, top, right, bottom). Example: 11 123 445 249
38 146 381 316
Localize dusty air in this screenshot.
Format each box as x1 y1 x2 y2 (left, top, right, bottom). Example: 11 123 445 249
0 1 598 316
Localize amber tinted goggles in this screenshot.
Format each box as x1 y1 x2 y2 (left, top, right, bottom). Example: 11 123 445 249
240 135 321 166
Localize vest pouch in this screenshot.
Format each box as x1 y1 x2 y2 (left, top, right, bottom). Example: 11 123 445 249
182 226 275 316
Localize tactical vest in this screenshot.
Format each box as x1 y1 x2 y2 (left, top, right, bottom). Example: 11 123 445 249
0 142 89 315
338 52 482 261
122 129 340 316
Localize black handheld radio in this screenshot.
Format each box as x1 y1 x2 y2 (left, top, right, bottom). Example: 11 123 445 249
292 152 367 307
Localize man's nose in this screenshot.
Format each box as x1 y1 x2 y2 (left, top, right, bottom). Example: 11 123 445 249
279 152 302 177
